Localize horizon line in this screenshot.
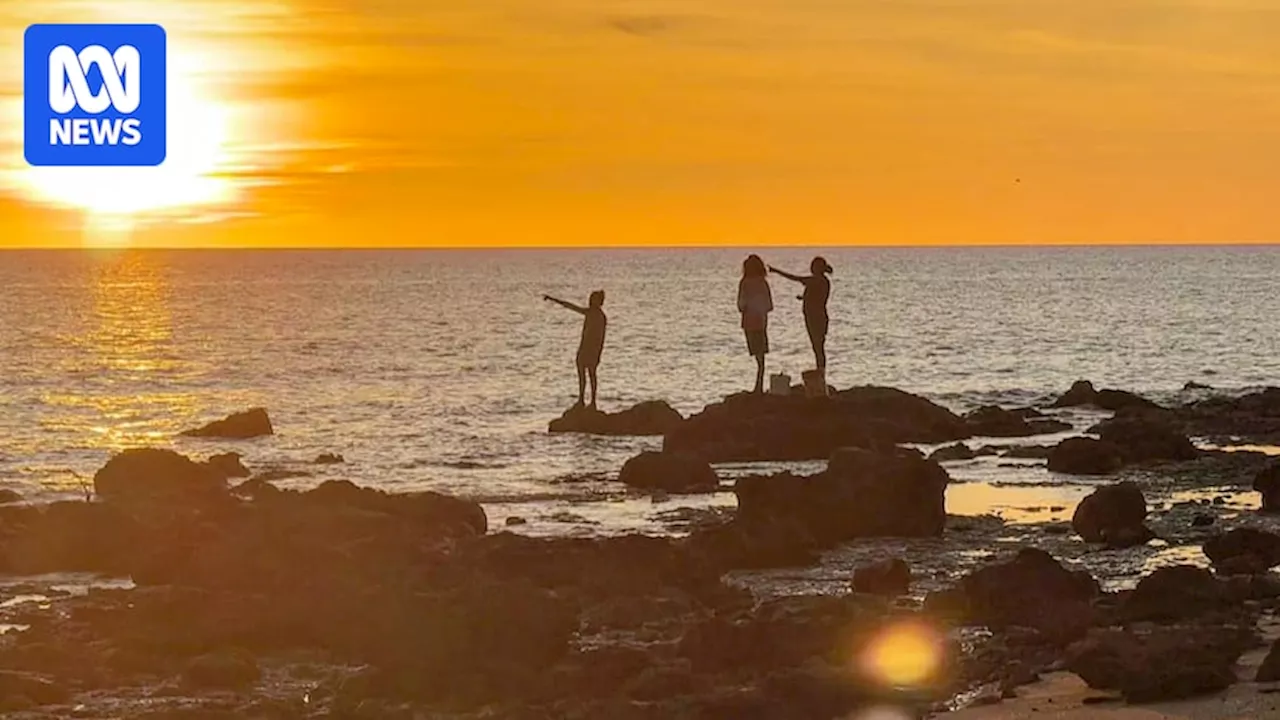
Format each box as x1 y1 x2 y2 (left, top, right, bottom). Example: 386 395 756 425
2 242 1280 251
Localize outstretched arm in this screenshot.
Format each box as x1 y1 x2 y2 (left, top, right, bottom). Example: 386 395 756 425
544 295 587 314
768 266 807 284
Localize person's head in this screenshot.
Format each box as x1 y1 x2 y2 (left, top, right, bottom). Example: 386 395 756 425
743 254 766 278
811 256 833 276
588 290 605 308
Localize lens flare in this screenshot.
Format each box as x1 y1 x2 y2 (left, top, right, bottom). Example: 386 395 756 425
858 619 945 689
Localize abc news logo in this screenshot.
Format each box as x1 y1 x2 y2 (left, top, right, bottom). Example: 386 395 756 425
24 24 167 167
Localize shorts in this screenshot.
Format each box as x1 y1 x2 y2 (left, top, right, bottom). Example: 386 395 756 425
577 345 602 368
805 313 829 341
745 328 769 356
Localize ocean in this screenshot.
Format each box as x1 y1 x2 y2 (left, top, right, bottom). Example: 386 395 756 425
3 246 1279 534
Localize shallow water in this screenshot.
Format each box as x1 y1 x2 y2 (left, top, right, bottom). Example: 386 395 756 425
3 247 1280 534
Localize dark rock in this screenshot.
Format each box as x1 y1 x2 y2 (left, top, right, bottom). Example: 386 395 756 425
205 452 251 479
315 453 346 465
1178 387 1280 440
929 443 977 463
683 508 820 570
0 489 21 504
1051 381 1161 412
1047 437 1124 475
1254 461 1280 513
1184 381 1214 391
618 451 719 494
964 406 1071 438
1000 444 1055 460
1192 514 1216 527
1204 528 1280 575
549 401 683 436
181 407 274 439
1257 639 1280 682
851 558 910 596
663 386 969 462
1071 482 1153 548
735 446 949 545
506 516 528 526
93 449 227 506
1067 626 1248 702
939 548 1098 643
0 670 68 706
1097 416 1197 464
1120 566 1232 622
183 649 261 689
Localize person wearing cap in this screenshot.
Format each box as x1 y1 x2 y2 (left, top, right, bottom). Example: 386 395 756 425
769 257 833 372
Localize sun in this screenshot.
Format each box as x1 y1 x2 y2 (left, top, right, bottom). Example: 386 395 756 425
16 45 234 220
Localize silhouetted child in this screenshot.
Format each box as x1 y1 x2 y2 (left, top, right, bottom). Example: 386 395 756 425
769 256 833 370
737 255 773 394
544 291 607 408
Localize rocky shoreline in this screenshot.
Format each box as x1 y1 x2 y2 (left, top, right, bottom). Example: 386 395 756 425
4 382 1280 718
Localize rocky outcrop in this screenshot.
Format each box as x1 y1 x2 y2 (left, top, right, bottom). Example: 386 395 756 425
1096 416 1197 464
1067 625 1250 702
549 401 684 436
93 448 229 506
1050 380 1161 412
663 387 968 462
1176 387 1280 439
929 443 993 463
851 558 910 596
1071 481 1153 548
926 548 1098 643
206 452 251 479
963 406 1071 438
1118 566 1233 623
1257 639 1280 682
1254 461 1280 512
1203 528 1280 575
180 408 274 439
736 447 949 544
1047 437 1124 475
618 451 719 494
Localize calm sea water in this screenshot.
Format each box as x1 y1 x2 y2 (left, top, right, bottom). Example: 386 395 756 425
2 247 1279 531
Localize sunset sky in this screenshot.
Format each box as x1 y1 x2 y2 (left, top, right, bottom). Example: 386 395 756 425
1 0 1279 247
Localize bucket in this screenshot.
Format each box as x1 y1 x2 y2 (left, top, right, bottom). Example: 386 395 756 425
802 369 828 398
769 373 792 396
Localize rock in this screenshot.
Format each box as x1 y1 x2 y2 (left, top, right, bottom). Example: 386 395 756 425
1096 416 1197 464
1047 437 1124 475
1120 566 1232 622
663 386 969 462
734 446 949 545
183 649 261 689
0 670 68 706
0 489 21 504
1192 514 1215 527
851 558 910 596
1257 639 1280 682
315 453 346 465
1203 528 1280 575
506 516 528 526
1178 387 1280 440
181 408 274 439
618 451 719 494
93 449 228 506
964 406 1071 438
1254 461 1280 513
1001 444 1054 460
1067 626 1248 702
1184 381 1214 391
549 401 684 436
929 443 977 463
1071 482 1153 548
937 548 1098 643
1050 381 1161 412
205 452 251 479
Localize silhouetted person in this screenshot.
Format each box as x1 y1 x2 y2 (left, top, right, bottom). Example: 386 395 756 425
769 257 833 370
738 255 773 394
544 291 607 408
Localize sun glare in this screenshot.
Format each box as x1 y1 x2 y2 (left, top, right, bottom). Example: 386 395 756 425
858 620 946 689
17 46 233 220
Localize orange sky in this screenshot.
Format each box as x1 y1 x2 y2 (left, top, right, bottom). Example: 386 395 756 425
1 0 1279 247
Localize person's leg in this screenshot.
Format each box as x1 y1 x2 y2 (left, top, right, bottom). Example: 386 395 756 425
576 364 586 406
587 365 599 408
754 353 765 393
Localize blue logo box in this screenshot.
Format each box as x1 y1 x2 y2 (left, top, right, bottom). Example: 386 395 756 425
24 23 167 167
